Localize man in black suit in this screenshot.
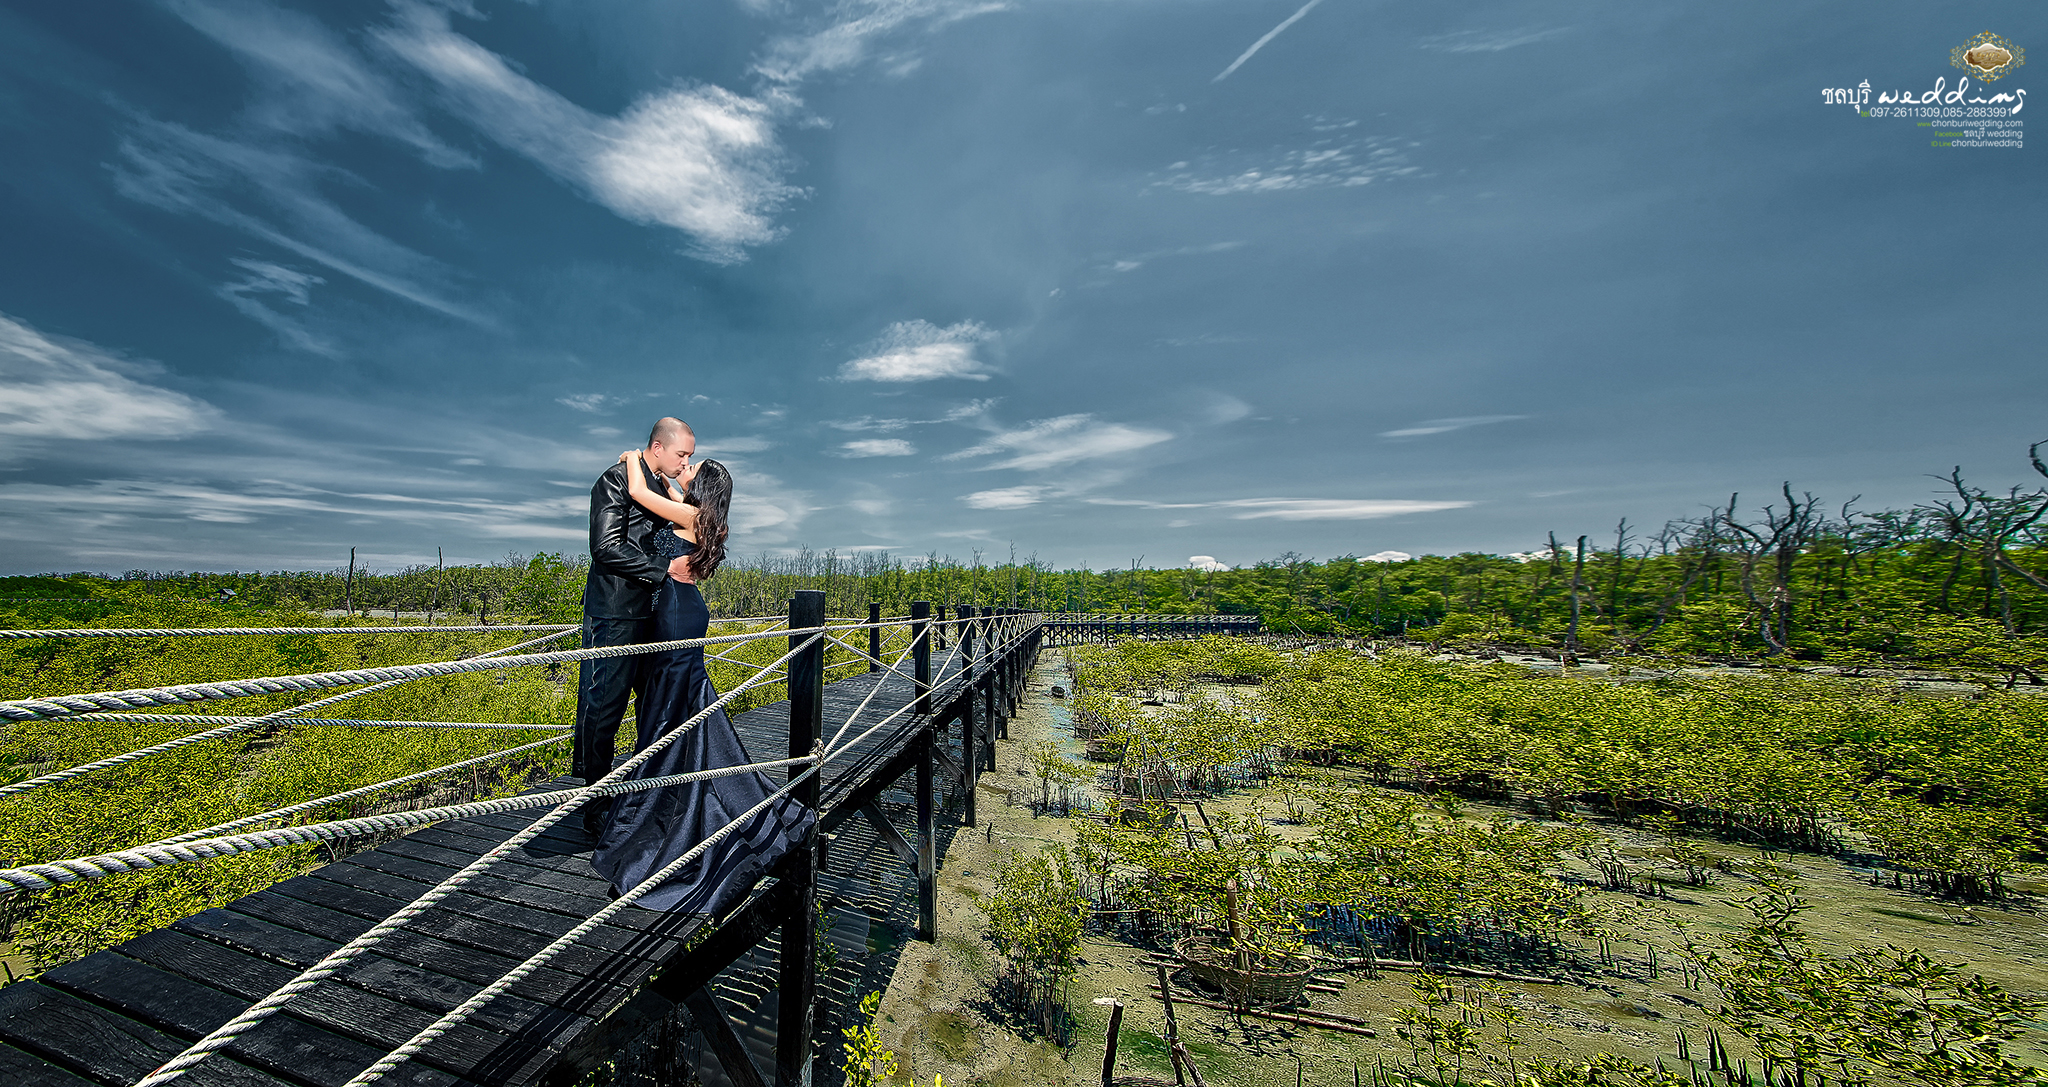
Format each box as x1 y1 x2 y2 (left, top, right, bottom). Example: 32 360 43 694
575 417 696 827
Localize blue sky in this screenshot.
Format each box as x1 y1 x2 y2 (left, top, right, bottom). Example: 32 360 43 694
0 0 2039 574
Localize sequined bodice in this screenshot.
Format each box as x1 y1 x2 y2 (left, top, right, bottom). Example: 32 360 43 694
652 527 696 560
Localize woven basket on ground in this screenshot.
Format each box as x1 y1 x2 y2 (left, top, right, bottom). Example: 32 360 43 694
1173 935 1312 1009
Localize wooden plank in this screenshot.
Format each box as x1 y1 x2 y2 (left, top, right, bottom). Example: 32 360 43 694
39 951 471 1087
0 981 288 1087
280 867 692 964
0 1039 107 1087
112 934 575 1085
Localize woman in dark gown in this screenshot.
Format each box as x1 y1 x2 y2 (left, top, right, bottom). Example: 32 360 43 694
591 454 813 914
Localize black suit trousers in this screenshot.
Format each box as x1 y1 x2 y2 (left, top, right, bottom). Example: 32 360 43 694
573 614 650 782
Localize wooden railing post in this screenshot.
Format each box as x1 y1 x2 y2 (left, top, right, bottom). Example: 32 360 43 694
935 603 947 652
981 603 999 743
916 728 937 941
778 590 824 1087
868 602 882 673
959 606 978 825
911 600 932 716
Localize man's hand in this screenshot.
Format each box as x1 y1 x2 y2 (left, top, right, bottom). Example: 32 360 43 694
668 555 696 583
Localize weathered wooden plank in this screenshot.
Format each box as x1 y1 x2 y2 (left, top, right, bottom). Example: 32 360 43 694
0 981 289 1087
111 934 575 1085
40 951 470 1087
0 1039 109 1087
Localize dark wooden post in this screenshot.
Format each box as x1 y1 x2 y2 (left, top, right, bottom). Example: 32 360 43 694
959 605 977 826
777 590 824 1087
911 600 932 715
916 729 937 941
868 601 882 673
982 604 999 745
935 603 947 653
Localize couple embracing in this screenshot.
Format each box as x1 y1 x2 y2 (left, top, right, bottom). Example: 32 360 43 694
574 416 811 912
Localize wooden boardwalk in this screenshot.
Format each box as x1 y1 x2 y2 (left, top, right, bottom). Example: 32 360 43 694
0 647 994 1087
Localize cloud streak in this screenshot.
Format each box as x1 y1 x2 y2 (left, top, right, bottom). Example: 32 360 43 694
1213 0 1326 82
949 414 1171 471
1379 414 1526 439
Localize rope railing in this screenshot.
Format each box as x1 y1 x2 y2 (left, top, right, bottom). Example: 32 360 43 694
0 616 791 639
0 626 582 799
65 714 573 730
0 602 1059 1087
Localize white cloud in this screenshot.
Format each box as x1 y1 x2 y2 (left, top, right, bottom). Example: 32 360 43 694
163 0 476 168
376 3 797 261
1219 499 1472 521
1418 27 1570 53
558 394 616 413
754 0 1011 85
950 414 1172 471
840 438 916 457
1379 414 1526 439
961 486 1044 509
0 313 220 449
1188 555 1229 571
1155 137 1421 195
1363 550 1414 562
839 320 995 382
704 436 775 454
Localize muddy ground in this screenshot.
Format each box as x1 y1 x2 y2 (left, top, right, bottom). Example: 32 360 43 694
865 657 2048 1087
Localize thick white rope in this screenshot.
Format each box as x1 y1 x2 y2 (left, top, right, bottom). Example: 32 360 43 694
146 732 574 847
0 616 790 639
0 624 575 639
0 753 810 895
67 714 571 731
0 626 818 723
130 634 820 1087
0 628 581 799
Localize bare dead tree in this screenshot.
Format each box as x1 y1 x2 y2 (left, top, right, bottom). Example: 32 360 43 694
1917 442 2048 631
1720 485 1830 655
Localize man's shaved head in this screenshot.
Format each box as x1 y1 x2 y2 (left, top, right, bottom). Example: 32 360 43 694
648 417 694 448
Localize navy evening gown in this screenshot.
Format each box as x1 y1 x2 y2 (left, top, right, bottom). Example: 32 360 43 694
592 528 814 913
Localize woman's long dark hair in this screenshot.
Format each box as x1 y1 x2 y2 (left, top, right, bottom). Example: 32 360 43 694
684 459 731 580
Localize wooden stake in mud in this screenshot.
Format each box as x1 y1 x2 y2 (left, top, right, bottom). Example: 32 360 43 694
1156 964 1192 1087
1093 998 1124 1087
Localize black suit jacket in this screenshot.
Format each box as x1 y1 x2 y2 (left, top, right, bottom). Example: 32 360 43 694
581 460 671 620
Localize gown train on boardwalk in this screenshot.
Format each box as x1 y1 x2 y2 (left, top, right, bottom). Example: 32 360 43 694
592 530 814 914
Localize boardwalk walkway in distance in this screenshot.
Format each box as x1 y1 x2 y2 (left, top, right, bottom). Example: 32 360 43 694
0 608 1246 1087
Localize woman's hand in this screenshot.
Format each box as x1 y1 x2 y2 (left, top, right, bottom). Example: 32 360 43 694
618 449 640 464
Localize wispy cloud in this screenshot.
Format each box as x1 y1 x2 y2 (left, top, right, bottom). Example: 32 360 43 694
949 414 1171 471
1213 0 1326 83
217 258 339 356
0 312 221 450
1417 27 1570 53
1378 414 1525 439
163 0 475 168
840 438 916 457
961 485 1044 509
1085 495 1472 521
839 320 996 382
754 0 1011 85
376 2 797 262
558 394 618 413
113 117 490 324
1154 136 1420 195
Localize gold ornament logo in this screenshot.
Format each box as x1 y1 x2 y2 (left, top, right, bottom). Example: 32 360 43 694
1951 31 2023 81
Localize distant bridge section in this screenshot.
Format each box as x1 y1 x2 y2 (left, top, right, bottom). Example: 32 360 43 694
1040 612 1261 646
